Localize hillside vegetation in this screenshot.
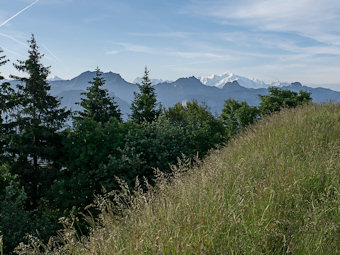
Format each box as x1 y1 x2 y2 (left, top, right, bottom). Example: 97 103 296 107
17 103 340 254
1 38 314 253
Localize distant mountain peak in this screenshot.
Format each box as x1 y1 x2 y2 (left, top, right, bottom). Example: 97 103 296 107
49 75 64 81
133 77 172 85
173 76 202 86
270 81 290 87
291 82 303 87
177 76 200 82
200 72 268 89
102 72 125 82
223 80 241 87
71 71 93 81
71 71 125 83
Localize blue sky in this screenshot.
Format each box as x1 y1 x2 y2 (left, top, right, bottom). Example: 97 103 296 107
0 0 340 90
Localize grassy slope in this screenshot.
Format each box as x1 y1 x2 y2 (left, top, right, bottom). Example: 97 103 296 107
19 104 340 254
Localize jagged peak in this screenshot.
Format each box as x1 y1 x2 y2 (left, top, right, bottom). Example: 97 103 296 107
290 82 302 87
222 80 242 88
71 70 124 82
175 76 200 82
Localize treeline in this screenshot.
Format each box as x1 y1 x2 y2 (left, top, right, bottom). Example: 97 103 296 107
0 35 312 253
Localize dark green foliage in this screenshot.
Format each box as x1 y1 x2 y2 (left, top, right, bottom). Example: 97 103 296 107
0 49 18 163
101 101 225 191
0 48 11 160
164 100 226 157
0 165 32 253
130 67 161 123
101 119 186 187
220 98 259 138
0 164 60 254
0 36 69 253
0 48 8 80
77 67 121 123
259 87 312 115
50 118 124 211
52 67 123 212
6 35 70 206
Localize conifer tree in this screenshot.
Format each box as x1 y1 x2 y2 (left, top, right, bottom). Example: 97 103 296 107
0 48 8 78
7 35 70 207
77 67 121 122
0 48 10 118
130 67 160 123
0 48 8 122
0 48 10 159
0 49 19 164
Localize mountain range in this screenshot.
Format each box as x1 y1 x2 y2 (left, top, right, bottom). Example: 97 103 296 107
6 71 340 119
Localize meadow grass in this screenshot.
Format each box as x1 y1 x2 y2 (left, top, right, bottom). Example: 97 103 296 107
16 103 340 254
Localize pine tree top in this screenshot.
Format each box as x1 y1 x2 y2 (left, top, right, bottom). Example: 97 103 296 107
130 67 161 124
10 34 70 129
77 67 122 123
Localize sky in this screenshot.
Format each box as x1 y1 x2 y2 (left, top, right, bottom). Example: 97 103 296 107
0 0 340 90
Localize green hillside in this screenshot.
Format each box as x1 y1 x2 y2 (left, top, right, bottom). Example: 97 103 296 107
17 103 340 255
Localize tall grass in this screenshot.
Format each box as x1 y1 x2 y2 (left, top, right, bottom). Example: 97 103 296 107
16 103 340 254
1 235 3 255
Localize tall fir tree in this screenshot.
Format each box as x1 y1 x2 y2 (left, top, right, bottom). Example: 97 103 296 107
0 48 10 121
0 48 8 79
130 67 161 123
0 49 19 164
0 48 9 127
0 48 9 159
77 67 121 123
7 35 70 208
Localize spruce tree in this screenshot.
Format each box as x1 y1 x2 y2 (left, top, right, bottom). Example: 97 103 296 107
0 48 8 123
130 67 160 123
0 48 10 119
8 34 70 207
0 49 19 164
0 48 8 77
77 67 121 123
0 48 9 159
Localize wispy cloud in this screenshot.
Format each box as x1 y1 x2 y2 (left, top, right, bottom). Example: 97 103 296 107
129 32 190 39
0 46 21 57
188 0 340 46
108 41 233 61
0 32 28 48
171 51 229 59
0 0 40 28
115 42 154 54
42 43 60 62
106 50 120 55
164 58 233 68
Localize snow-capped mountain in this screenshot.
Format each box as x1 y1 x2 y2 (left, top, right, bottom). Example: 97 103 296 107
200 72 268 89
133 77 172 86
48 75 64 82
270 81 290 87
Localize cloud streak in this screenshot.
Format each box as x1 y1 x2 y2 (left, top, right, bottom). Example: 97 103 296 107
0 46 21 57
0 32 28 48
188 0 340 45
42 43 60 62
0 0 40 28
